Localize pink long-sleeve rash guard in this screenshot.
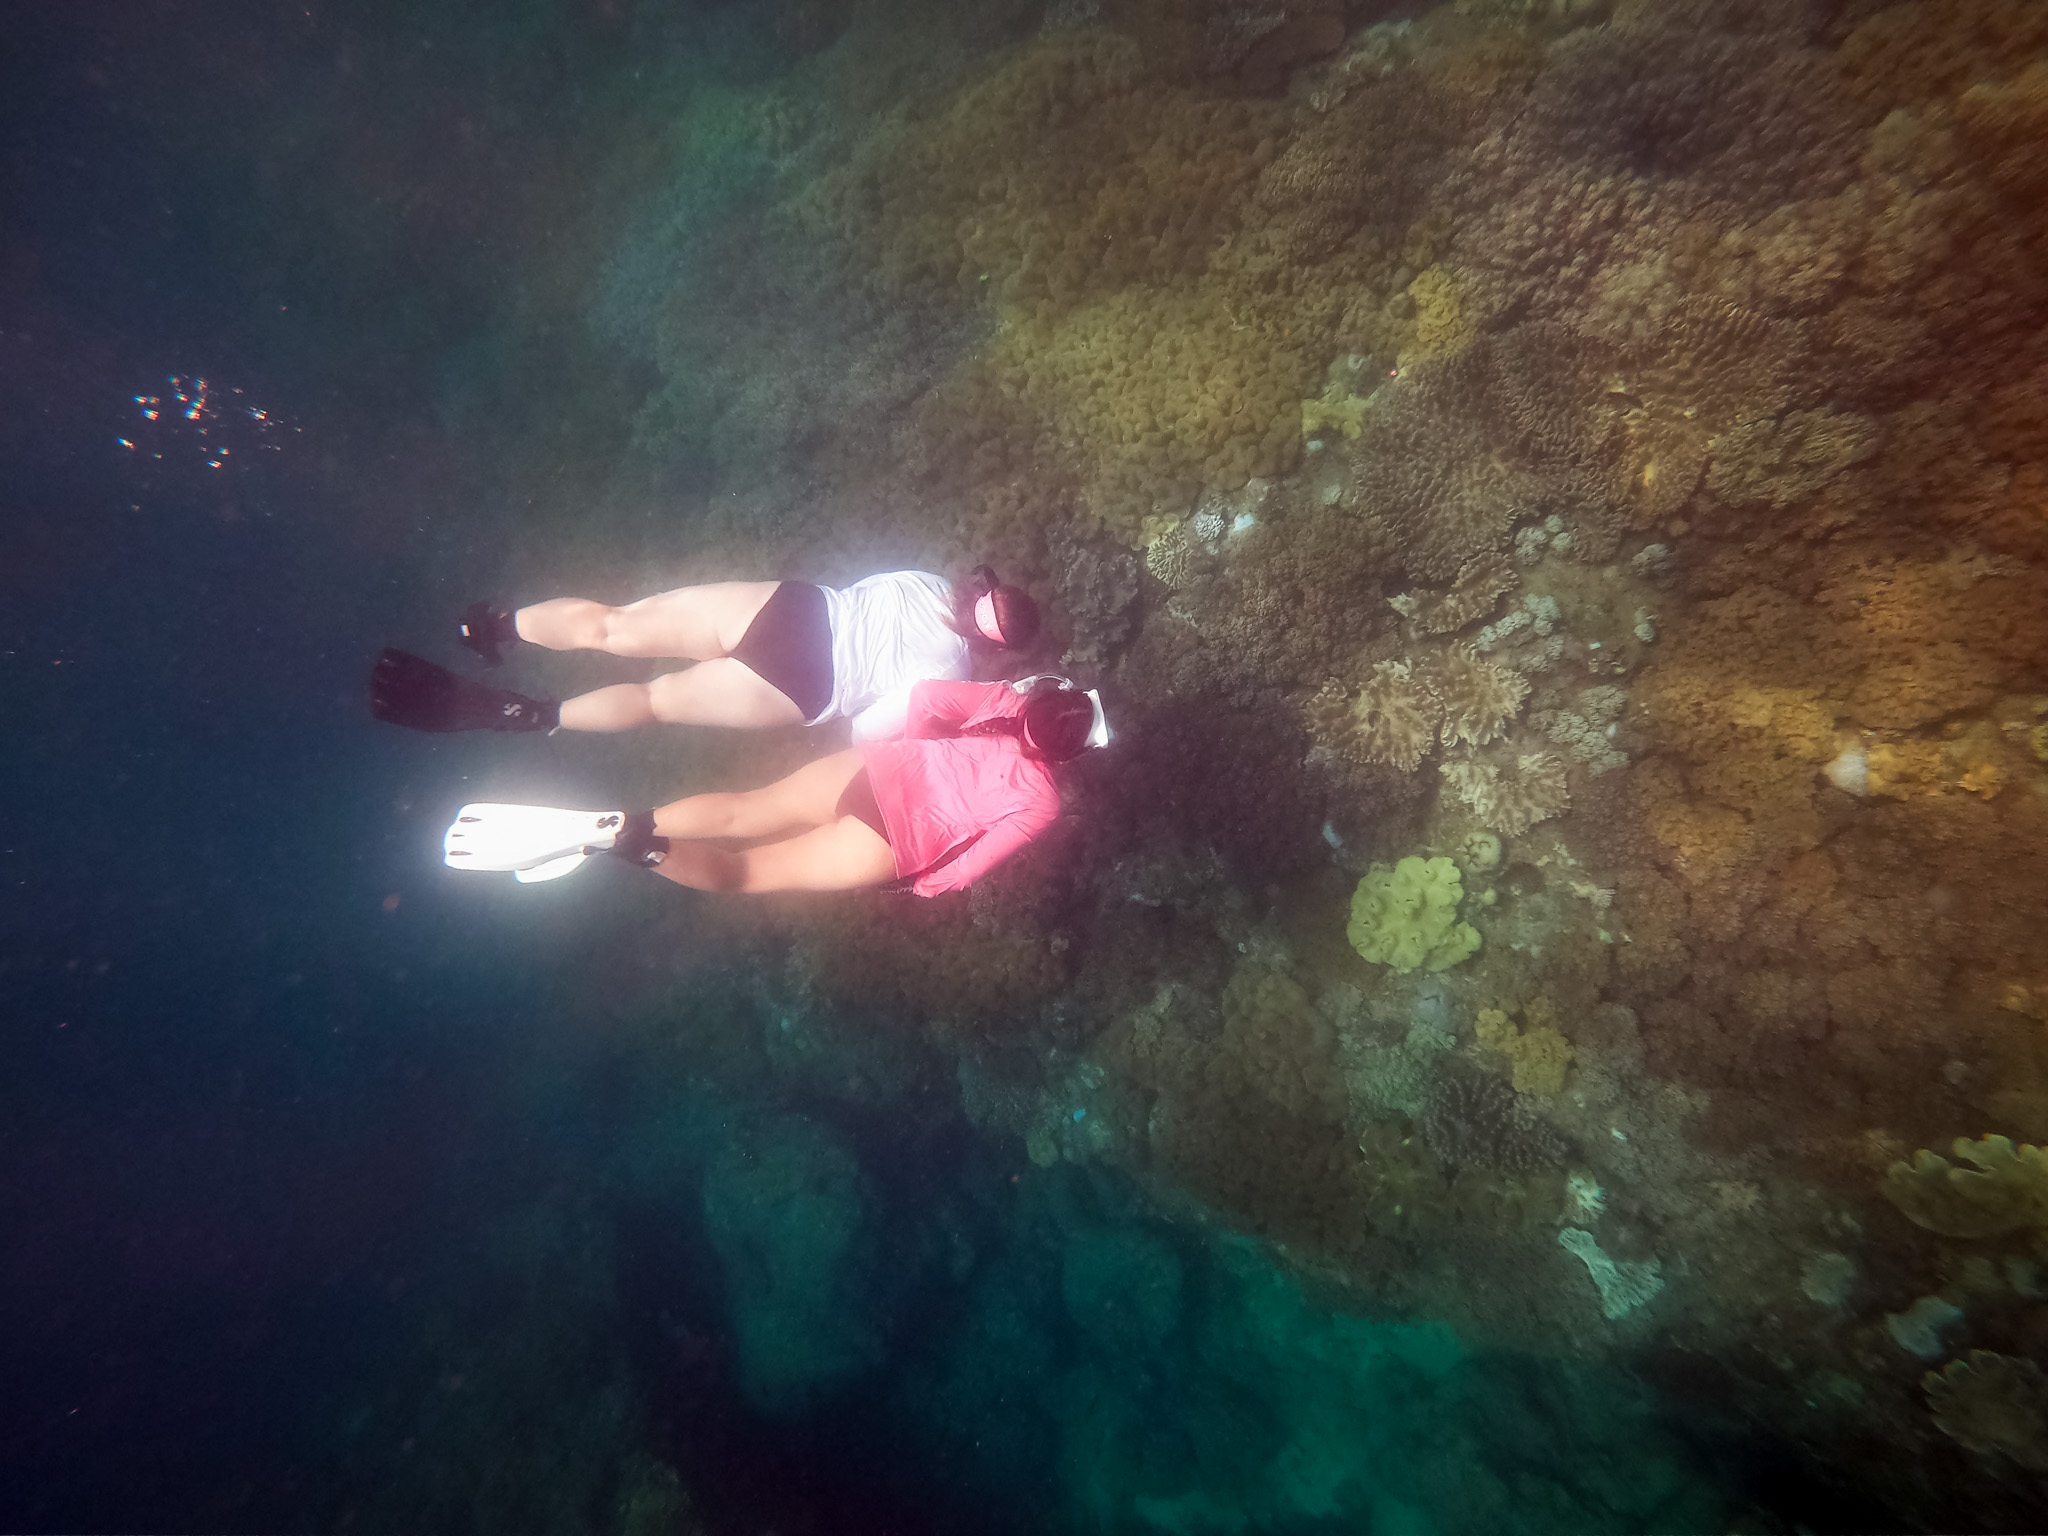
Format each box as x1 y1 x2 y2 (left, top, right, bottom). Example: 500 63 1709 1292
858 679 1063 897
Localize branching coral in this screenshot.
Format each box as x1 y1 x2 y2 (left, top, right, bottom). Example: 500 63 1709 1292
1440 752 1570 836
1419 1069 1567 1174
1430 644 1530 750
1883 1136 2048 1239
1924 1351 2048 1472
1531 686 1628 774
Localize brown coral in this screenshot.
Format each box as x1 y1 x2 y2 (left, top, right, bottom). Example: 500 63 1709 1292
1430 644 1530 750
1474 1007 1573 1097
1924 1351 2048 1472
1351 326 1625 580
1440 752 1570 836
1324 660 1439 773
1389 553 1517 636
1707 408 1880 508
1419 1068 1568 1173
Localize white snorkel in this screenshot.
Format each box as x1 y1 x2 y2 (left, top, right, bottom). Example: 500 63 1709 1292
1010 675 1112 750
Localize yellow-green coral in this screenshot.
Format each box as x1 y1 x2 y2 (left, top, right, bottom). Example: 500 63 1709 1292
1882 1136 2048 1238
1474 1007 1573 1097
1347 856 1482 974
1302 379 1372 441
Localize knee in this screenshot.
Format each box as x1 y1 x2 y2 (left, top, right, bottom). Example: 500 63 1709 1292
644 671 700 726
593 605 635 650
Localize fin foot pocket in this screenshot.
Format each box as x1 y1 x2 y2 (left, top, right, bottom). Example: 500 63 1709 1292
370 649 556 733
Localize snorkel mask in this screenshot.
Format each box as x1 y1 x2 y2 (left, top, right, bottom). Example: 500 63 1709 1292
1010 674 1112 750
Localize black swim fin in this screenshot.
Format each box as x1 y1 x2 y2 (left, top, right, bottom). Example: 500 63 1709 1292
370 649 558 733
458 600 518 666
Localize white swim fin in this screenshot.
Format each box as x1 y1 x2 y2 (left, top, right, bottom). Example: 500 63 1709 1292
442 803 626 882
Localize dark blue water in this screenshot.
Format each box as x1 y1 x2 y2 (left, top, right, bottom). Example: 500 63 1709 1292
1 4 1959 1533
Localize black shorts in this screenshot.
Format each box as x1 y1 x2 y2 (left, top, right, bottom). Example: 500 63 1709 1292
834 766 891 844
729 581 832 722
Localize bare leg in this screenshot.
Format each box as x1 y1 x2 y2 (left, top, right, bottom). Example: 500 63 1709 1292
515 581 783 660
650 749 866 841
647 748 896 893
557 659 806 733
652 820 898 894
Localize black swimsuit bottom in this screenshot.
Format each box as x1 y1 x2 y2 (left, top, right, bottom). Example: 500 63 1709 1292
834 767 891 844
729 580 833 723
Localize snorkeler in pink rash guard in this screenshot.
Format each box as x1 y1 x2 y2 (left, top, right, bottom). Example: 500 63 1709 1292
370 566 1040 742
438 676 1111 897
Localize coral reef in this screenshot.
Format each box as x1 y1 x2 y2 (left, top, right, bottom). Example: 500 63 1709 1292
576 0 2048 1522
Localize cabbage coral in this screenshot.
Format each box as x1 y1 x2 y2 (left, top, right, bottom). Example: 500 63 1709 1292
1439 751 1570 836
1337 660 1440 773
1925 1351 2048 1471
1431 644 1529 750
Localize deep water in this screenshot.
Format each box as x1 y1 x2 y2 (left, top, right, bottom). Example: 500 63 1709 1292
7 2 2041 1533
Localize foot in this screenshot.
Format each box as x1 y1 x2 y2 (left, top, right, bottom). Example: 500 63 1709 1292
458 600 518 666
602 810 669 867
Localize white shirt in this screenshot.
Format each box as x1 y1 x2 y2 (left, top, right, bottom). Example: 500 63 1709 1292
817 571 971 741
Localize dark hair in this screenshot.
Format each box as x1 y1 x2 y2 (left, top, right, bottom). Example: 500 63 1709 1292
962 565 1041 652
963 678 1095 763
